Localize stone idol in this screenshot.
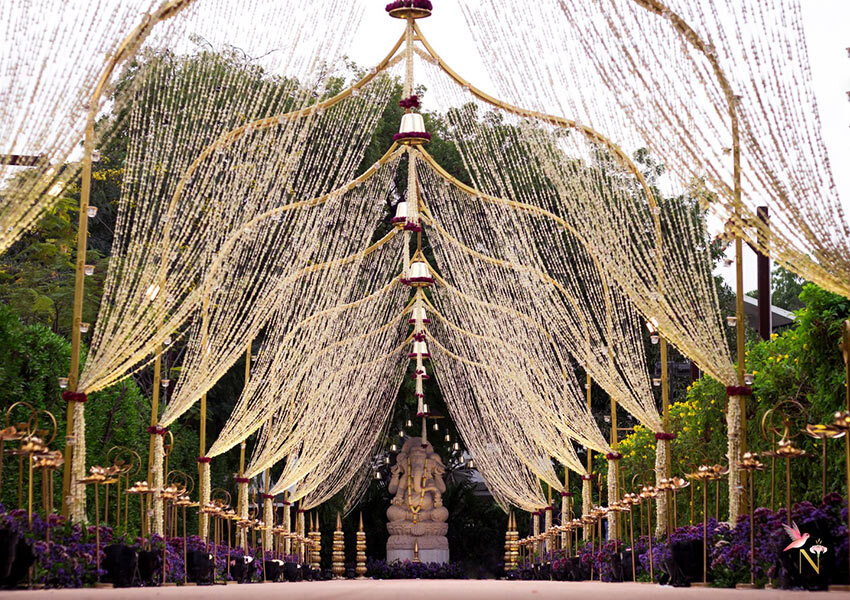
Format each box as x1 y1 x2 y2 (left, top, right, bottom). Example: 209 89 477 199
386 436 449 564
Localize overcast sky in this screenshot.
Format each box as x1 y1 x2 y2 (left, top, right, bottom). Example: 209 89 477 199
350 1 850 294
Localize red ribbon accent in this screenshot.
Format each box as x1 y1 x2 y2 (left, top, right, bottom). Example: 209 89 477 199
297 509 305 514
606 452 623 460
581 474 594 481
726 385 753 396
235 477 250 484
261 494 274 500
655 432 678 441
283 501 291 506
146 425 166 436
546 505 554 511
62 391 87 403
197 456 211 464
561 492 573 497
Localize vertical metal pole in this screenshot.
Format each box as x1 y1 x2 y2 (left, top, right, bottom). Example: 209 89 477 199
198 392 206 533
61 117 94 515
610 395 619 540
147 348 162 473
733 130 748 520
756 207 771 341
661 337 671 536
585 373 592 541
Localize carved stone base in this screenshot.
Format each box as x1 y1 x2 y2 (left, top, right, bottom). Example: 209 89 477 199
387 521 448 537
387 546 449 564
387 533 449 564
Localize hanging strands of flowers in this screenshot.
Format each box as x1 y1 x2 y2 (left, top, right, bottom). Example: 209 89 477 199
428 336 548 512
423 291 589 478
158 139 403 429
207 164 409 453
464 0 850 299
259 316 411 494
77 0 380 396
416 149 661 433
0 0 192 252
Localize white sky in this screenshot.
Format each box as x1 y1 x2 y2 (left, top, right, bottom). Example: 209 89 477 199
350 1 850 294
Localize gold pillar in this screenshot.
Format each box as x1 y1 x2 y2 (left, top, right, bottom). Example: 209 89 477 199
332 512 345 578
356 513 367 578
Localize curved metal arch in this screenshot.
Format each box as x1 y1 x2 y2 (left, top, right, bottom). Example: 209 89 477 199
412 20 666 287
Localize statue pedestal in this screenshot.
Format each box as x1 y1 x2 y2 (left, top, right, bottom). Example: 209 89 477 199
387 522 449 564
387 545 449 565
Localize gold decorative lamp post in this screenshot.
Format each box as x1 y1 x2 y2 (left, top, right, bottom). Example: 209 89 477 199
689 465 715 587
638 486 658 582
78 466 117 586
668 477 689 530
620 493 639 582
805 423 844 499
736 452 765 589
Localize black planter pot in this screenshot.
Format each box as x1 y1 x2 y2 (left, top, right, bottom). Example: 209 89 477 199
263 559 283 582
229 555 255 583
102 544 137 587
185 550 214 585
666 537 703 586
2 536 33 589
283 561 298 582
137 549 161 585
0 529 19 583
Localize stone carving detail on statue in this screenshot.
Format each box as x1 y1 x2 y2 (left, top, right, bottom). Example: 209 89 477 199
386 436 449 564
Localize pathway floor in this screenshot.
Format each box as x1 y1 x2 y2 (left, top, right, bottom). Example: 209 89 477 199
3 580 848 600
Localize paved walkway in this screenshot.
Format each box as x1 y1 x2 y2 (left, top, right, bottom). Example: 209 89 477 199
2 580 847 600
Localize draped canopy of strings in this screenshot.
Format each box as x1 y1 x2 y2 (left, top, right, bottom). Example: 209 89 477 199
10 0 841 529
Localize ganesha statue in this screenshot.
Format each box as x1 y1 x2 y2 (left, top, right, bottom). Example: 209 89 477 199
386 436 449 563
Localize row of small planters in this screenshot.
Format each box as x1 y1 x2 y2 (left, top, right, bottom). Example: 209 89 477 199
507 493 850 590
0 505 467 588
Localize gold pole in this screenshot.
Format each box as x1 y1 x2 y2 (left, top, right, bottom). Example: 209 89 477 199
61 113 93 515
661 337 672 536
646 497 654 582
60 0 197 517
198 393 206 535
94 483 101 582
629 505 636 582
610 395 619 540
27 455 33 526
585 373 592 542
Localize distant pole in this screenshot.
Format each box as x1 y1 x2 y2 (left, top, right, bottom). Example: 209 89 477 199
756 206 771 340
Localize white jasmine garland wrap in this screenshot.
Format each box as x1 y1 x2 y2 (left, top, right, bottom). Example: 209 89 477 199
199 461 210 539
607 459 618 540
71 402 87 523
655 440 668 537
151 434 164 536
